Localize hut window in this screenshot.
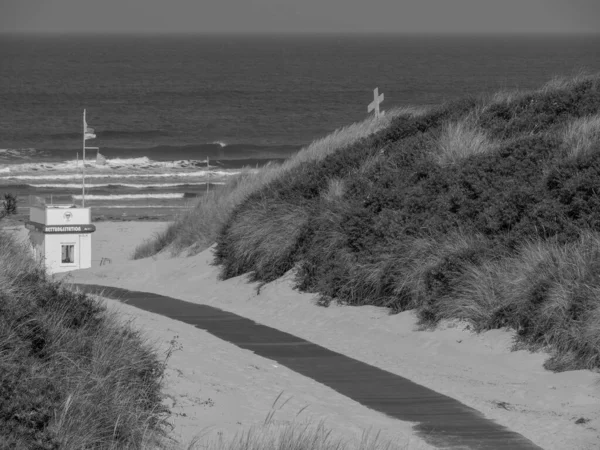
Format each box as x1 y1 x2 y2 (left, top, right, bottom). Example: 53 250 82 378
61 244 75 264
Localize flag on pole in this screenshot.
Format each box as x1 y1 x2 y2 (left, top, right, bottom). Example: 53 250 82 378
96 150 107 166
84 116 96 140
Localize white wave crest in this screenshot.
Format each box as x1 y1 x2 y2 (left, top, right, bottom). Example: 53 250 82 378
3 156 210 174
1 169 246 181
211 141 227 147
29 182 224 189
0 148 37 160
94 205 189 209
72 193 186 200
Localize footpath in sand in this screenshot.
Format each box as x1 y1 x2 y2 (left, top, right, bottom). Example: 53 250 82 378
47 222 600 450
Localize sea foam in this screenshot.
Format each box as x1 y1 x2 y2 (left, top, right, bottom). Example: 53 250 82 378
1 170 244 181
72 193 186 200
29 182 224 189
0 156 210 174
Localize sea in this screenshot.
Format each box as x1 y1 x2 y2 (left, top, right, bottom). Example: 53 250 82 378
1 33 600 221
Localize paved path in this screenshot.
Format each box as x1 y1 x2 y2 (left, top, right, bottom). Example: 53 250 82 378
74 283 543 450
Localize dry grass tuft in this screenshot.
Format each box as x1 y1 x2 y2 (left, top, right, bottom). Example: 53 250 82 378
540 71 599 94
435 111 495 166
321 178 346 202
191 422 406 450
187 394 411 450
428 231 600 371
495 232 600 370
488 89 527 105
223 200 311 281
561 114 600 159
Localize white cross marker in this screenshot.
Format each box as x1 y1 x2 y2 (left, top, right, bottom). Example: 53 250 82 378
368 87 384 117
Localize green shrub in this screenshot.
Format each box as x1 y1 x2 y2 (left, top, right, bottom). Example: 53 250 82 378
215 73 600 371
135 108 414 259
1 193 17 219
215 98 478 280
0 232 169 449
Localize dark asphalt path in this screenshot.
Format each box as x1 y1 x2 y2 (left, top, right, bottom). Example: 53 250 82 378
73 283 543 450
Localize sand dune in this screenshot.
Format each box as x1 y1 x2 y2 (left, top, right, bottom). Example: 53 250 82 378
51 221 600 450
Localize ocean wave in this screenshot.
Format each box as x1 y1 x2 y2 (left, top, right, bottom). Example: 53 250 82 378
1 169 244 182
29 182 225 189
0 144 301 174
45 129 172 141
93 205 189 209
0 156 211 174
0 148 38 161
100 130 171 138
72 193 187 200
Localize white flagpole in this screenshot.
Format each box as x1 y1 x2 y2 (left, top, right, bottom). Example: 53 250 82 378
82 109 86 207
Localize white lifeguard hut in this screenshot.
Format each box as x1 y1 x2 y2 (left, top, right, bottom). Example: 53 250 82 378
26 109 99 274
26 199 96 273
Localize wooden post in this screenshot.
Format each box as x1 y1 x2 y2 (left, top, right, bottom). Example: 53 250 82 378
368 87 384 118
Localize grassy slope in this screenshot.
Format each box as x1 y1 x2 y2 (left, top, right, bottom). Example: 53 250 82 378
0 231 169 449
133 106 427 259
0 229 409 450
215 74 600 372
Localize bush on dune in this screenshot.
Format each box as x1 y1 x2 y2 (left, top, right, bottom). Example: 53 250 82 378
489 232 600 371
219 197 312 282
215 73 600 371
562 113 600 160
479 73 600 139
215 98 478 280
0 232 169 449
133 107 422 260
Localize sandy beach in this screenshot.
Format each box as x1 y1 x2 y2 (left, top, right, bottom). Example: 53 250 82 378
39 220 600 449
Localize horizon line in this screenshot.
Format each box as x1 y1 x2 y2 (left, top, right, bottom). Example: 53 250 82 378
2 30 600 36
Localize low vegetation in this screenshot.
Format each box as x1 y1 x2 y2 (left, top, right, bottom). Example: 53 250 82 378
1 193 17 219
212 73 600 372
190 396 410 450
1 197 409 450
0 227 170 449
193 422 405 450
8 75 600 448
132 106 427 259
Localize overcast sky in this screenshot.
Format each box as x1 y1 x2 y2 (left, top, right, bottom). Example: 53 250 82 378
1 0 599 34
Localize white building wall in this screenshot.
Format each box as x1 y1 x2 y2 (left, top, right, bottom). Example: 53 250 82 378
43 233 92 274
29 230 45 263
29 206 46 225
78 234 92 270
27 206 94 274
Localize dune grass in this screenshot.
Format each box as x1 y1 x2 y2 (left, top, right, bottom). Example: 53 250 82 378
213 73 600 371
434 109 496 166
191 422 406 450
132 106 428 259
562 113 600 159
187 394 412 450
0 230 171 449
